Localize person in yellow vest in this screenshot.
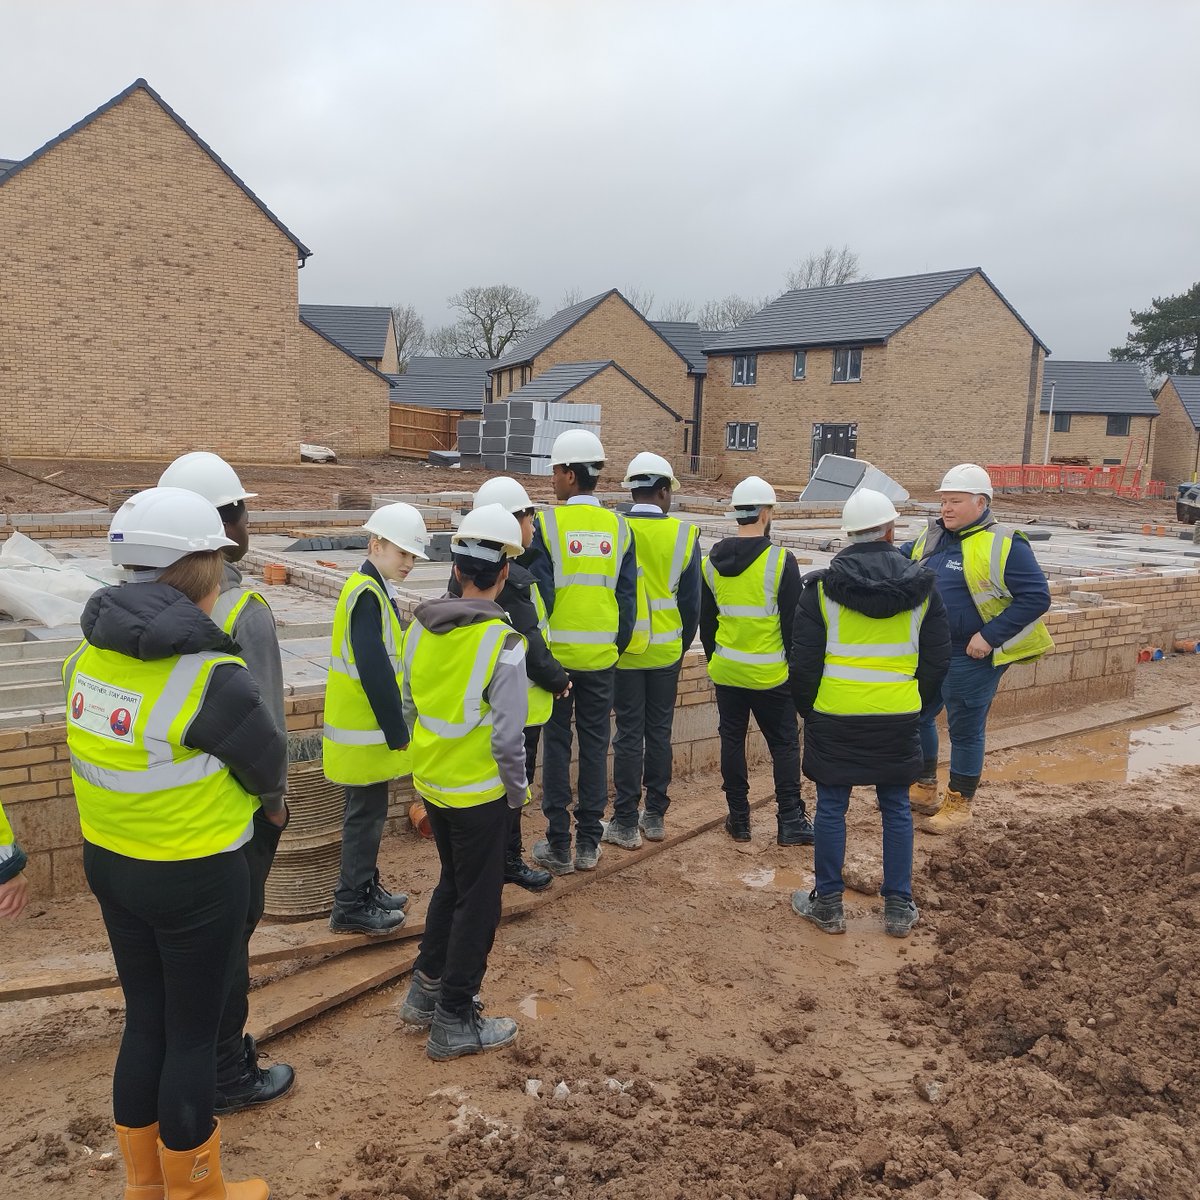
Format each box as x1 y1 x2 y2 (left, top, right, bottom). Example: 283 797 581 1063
527 429 638 874
0 798 29 919
605 452 700 848
324 502 429 934
900 464 1052 834
699 476 813 844
397 505 528 1059
449 477 572 891
159 451 293 1114
66 486 285 1200
789 490 950 937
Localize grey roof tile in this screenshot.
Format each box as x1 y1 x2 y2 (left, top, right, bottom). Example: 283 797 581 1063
0 158 18 180
494 291 614 368
300 304 392 360
387 357 495 411
652 321 713 374
1167 376 1200 430
501 361 611 402
1040 360 1158 416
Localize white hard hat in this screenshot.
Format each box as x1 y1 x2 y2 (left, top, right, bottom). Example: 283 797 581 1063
362 503 430 559
158 451 256 509
726 475 777 518
451 504 524 562
841 488 899 533
108 486 237 568
936 463 993 499
620 452 680 491
550 428 606 471
473 476 534 513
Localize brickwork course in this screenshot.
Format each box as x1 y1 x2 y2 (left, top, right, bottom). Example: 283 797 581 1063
1151 379 1200 487
1028 412 1156 477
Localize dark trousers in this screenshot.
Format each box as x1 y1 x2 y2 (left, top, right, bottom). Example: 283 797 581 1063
84 840 248 1151
813 782 913 900
541 666 614 852
414 797 509 1015
509 726 541 860
335 780 389 906
612 661 682 825
714 682 802 815
216 808 283 1081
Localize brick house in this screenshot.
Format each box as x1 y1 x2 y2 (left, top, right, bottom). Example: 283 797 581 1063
300 304 399 373
0 78 389 462
1150 376 1200 486
701 269 1048 489
1035 360 1157 476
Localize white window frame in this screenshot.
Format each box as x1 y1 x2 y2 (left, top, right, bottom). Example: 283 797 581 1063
732 355 757 387
726 422 759 452
832 346 863 383
793 350 807 380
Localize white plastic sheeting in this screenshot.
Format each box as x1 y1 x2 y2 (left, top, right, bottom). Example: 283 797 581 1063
0 532 121 627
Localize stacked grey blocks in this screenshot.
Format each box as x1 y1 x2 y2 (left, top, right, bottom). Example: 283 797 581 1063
456 400 601 476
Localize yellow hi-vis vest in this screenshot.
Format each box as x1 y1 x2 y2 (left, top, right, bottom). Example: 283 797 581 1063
537 505 631 671
702 545 788 690
813 583 929 716
403 618 524 809
910 522 1054 666
62 642 257 861
618 515 699 671
0 800 18 852
526 582 554 727
323 571 411 785
212 587 269 636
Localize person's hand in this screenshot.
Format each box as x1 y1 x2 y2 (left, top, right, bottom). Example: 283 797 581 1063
0 873 30 919
264 803 289 830
554 681 573 700
966 633 993 660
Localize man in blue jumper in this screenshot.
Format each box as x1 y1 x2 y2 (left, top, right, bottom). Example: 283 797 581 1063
901 464 1052 834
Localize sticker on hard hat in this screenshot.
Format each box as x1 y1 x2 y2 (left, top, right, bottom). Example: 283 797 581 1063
565 531 614 559
68 673 143 744
109 533 124 542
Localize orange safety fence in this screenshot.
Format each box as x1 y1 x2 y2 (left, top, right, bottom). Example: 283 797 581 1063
986 464 1169 499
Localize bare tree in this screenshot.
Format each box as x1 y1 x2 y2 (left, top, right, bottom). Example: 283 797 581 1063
785 244 864 291
389 302 427 369
696 294 769 332
623 285 655 316
428 284 542 359
557 287 585 310
657 298 695 322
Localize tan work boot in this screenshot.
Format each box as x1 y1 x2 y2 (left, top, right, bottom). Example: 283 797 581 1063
917 789 972 836
158 1119 268 1200
909 779 942 817
115 1122 164 1199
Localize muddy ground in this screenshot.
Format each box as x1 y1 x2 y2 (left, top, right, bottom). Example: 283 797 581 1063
4 657 1200 1199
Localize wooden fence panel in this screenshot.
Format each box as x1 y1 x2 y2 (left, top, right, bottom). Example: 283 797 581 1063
389 405 470 458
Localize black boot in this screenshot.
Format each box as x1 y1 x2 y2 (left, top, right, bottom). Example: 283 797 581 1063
777 807 814 846
329 887 407 935
504 855 553 892
724 812 751 842
213 1034 295 1114
371 869 409 913
426 1002 518 1061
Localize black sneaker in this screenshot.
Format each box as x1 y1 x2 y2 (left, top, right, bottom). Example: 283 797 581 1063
600 820 642 850
724 813 751 842
777 810 815 846
883 897 920 938
329 894 407 935
426 1003 518 1061
791 889 846 934
504 856 553 892
213 1034 295 1114
531 839 575 876
574 842 602 871
371 870 409 913
639 811 666 841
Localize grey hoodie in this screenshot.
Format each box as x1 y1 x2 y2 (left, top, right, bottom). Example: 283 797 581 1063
401 596 529 807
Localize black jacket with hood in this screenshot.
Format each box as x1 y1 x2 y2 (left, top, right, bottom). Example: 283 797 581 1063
789 541 951 786
79 582 288 812
699 535 800 669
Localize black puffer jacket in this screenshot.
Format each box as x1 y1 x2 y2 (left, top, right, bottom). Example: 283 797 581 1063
80 582 288 809
789 542 950 786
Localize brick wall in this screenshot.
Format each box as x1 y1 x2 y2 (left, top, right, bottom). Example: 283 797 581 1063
702 272 1041 489
295 323 390 456
1149 381 1199 487
1029 412 1156 478
0 87 304 461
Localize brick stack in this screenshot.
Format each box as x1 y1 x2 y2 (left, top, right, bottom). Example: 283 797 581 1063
456 400 601 476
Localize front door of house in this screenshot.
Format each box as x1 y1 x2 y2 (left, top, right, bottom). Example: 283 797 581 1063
811 422 858 472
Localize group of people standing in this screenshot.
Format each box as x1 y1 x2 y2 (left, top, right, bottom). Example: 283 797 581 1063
0 436 1051 1199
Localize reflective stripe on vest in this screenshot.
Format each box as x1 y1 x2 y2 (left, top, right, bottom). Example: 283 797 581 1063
912 522 1054 666
212 587 270 636
526 582 554 727
63 643 257 860
702 545 787 690
322 572 411 785
405 618 520 808
538 506 629 671
813 584 927 716
619 516 698 670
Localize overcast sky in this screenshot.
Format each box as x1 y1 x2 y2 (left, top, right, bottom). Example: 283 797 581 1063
2 1 1197 358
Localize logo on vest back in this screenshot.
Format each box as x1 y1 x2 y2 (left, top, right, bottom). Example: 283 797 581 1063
68 673 142 744
71 692 85 720
569 539 583 554
565 530 614 559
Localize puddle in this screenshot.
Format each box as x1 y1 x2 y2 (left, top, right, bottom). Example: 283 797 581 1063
738 866 810 891
517 956 601 1020
991 720 1200 785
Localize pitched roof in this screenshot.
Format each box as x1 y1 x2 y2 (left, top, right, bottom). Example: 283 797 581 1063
387 357 494 411
1040 360 1158 416
493 291 613 368
298 315 393 384
300 305 393 361
1165 375 1200 430
0 158 18 181
652 321 715 374
505 360 683 420
703 268 1048 355
0 78 311 260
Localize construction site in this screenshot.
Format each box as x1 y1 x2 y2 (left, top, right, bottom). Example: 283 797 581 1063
3 452 1200 1200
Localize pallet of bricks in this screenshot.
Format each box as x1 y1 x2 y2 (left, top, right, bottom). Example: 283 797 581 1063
456 400 601 476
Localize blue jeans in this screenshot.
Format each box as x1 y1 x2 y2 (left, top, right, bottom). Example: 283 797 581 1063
813 783 913 901
919 652 1008 777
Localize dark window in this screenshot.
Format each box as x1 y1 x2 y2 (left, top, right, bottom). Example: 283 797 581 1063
726 422 759 451
1053 412 1071 432
732 355 757 386
1106 414 1131 437
832 347 863 382
1102 458 1122 465
793 350 807 380
495 373 502 397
